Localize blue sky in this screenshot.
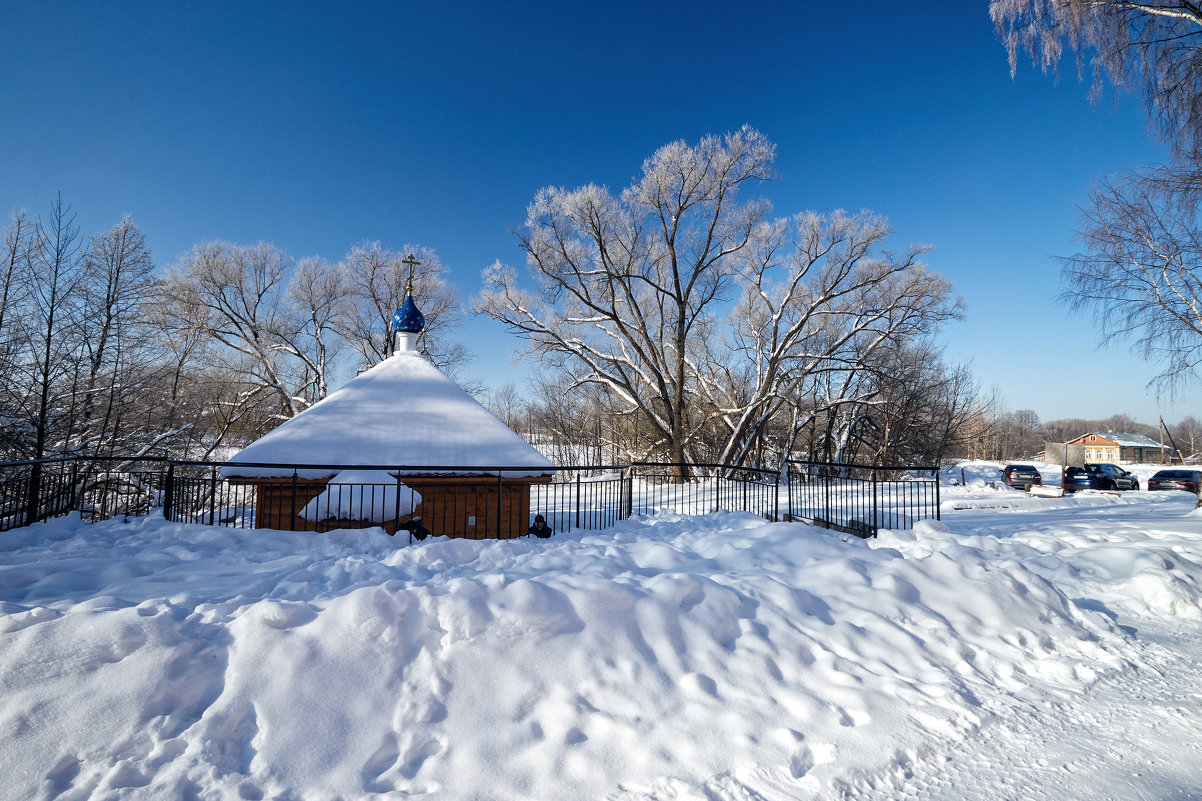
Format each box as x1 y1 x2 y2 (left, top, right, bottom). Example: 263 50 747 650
2 1 1194 425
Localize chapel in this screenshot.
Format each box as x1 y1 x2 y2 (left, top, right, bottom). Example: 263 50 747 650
222 267 554 538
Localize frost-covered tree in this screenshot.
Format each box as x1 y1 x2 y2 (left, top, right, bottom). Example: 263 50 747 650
338 242 471 383
993 1 1202 393
700 210 962 468
161 242 307 425
477 127 775 475
284 257 349 406
1060 169 1202 391
478 128 961 473
158 238 475 448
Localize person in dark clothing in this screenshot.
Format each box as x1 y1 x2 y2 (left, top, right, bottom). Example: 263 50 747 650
528 514 554 538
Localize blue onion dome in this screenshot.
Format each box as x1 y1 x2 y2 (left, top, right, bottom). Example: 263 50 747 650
392 288 425 334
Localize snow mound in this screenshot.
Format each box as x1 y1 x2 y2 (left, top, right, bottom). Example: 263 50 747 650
0 507 1160 799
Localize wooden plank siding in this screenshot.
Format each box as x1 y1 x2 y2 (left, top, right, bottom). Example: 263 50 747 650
230 474 552 538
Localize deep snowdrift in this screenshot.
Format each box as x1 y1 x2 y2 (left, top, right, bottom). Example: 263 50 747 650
1 469 1200 800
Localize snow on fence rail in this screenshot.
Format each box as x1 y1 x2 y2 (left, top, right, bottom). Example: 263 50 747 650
0 457 940 538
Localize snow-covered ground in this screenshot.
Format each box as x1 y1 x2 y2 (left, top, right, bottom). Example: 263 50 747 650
1 461 1200 800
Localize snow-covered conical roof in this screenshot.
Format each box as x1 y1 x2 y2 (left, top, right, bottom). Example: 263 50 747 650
222 352 554 479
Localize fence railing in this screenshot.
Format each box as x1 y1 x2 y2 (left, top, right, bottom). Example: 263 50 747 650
785 460 941 536
0 456 940 538
1 456 172 533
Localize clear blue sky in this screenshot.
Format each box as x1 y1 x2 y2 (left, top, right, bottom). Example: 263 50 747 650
2 1 1195 425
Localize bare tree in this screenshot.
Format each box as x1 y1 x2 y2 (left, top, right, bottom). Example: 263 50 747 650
72 216 158 454
842 341 981 465
2 205 202 461
0 210 37 455
162 242 305 425
478 129 961 474
486 382 527 432
338 242 471 382
1173 414 1202 456
991 0 1202 156
1061 170 1202 391
22 196 87 460
144 282 220 457
284 257 349 405
477 127 776 476
0 210 35 359
700 210 962 468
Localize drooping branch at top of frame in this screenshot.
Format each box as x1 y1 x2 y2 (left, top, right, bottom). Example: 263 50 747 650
991 0 1202 156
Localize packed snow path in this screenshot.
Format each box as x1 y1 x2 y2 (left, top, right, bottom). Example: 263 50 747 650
841 621 1202 800
1 468 1200 800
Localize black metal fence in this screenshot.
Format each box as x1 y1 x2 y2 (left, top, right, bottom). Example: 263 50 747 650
0 456 940 538
532 466 630 535
785 460 941 536
1 457 171 532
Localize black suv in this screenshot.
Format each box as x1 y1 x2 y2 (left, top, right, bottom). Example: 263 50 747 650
1083 463 1140 491
1001 464 1042 490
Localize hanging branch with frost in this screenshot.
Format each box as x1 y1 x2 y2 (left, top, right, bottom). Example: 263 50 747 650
993 2 1202 393
1061 170 1202 389
991 0 1202 156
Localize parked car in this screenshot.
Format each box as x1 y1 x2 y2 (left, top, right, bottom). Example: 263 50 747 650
1064 463 1140 492
1147 469 1202 493
1000 464 1042 490
1063 466 1093 492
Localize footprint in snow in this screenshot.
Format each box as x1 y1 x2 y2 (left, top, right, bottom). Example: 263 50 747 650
362 734 401 793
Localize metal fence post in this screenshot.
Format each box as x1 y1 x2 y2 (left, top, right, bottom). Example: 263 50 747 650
935 468 941 521
823 468 831 527
624 466 634 519
575 471 581 531
25 462 41 527
774 469 780 522
871 468 879 537
496 472 503 538
163 463 175 520
786 463 793 522
70 462 79 515
394 471 405 542
290 469 298 531
209 466 218 526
